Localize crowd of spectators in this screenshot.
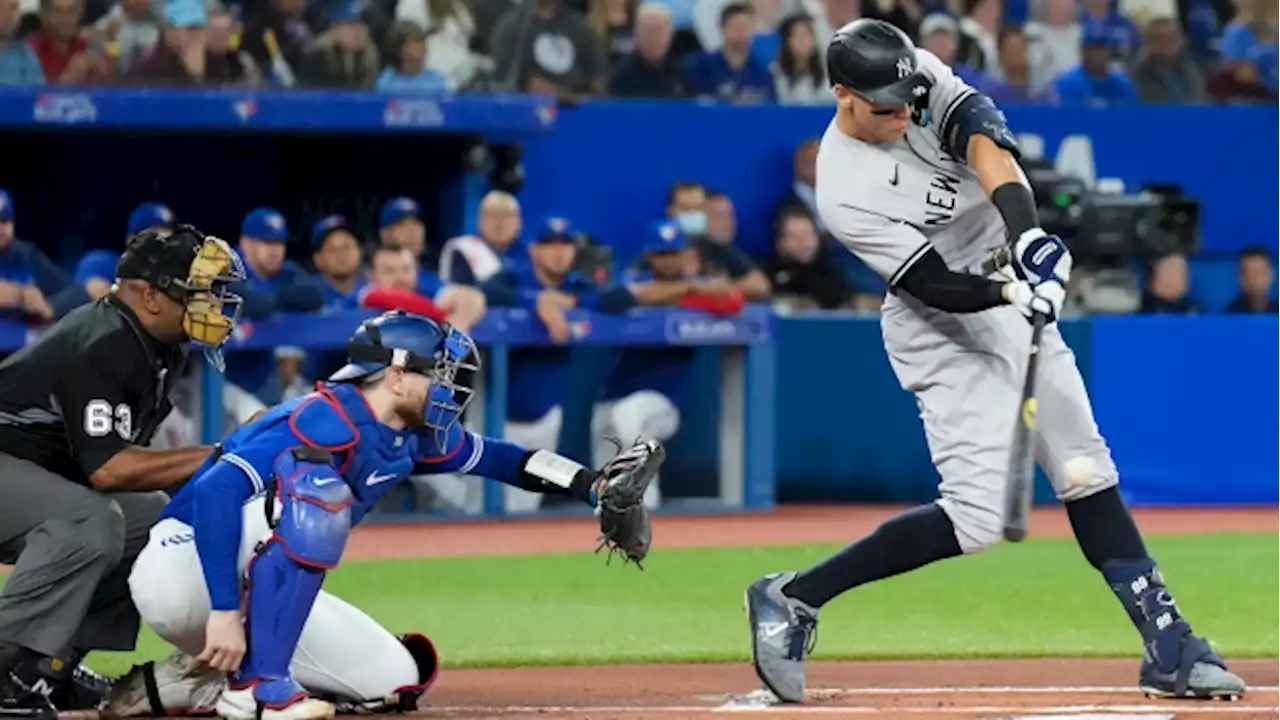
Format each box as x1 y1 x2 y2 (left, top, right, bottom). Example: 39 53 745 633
0 0 1273 102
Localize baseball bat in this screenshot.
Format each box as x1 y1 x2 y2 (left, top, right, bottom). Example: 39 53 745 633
1002 311 1047 542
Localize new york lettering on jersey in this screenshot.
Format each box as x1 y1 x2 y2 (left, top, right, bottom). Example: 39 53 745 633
814 49 1008 282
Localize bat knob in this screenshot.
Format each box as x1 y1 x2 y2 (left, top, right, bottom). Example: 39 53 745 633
1003 527 1028 543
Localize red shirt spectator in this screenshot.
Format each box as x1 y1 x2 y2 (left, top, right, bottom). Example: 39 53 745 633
27 0 95 83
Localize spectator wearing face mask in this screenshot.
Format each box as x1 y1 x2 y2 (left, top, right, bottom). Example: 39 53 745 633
762 207 853 310
663 181 770 300
299 0 379 89
439 190 527 285
73 202 174 304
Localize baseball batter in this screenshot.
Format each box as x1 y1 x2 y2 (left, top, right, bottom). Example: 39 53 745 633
745 19 1246 705
104 311 661 720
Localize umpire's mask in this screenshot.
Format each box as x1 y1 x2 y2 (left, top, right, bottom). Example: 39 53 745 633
118 225 247 371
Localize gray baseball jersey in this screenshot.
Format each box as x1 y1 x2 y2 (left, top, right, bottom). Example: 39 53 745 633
814 49 1119 553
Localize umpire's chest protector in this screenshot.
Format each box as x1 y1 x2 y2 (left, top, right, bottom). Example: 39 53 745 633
284 385 418 508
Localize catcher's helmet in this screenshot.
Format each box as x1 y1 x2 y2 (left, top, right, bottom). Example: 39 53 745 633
330 311 479 447
827 19 931 105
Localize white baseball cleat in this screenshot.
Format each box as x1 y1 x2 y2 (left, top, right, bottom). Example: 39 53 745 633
102 649 226 717
215 685 335 720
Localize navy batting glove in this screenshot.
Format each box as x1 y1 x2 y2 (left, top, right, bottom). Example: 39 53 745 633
1014 230 1072 286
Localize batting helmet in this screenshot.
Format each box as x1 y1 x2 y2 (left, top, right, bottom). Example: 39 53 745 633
826 19 931 105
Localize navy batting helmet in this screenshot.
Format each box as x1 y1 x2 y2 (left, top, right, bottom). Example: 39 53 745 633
826 19 931 105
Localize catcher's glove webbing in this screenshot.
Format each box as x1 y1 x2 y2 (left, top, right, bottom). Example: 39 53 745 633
593 438 665 569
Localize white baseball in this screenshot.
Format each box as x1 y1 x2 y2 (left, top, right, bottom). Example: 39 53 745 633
1062 456 1097 488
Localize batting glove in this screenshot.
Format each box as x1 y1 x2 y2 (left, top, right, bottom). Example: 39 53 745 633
1005 279 1065 322
1014 229 1073 286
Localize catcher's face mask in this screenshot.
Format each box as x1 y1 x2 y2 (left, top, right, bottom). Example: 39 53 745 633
173 236 245 371
421 327 480 448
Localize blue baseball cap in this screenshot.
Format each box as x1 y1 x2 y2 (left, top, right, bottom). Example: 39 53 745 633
165 0 207 27
0 189 12 222
379 197 421 229
1082 23 1116 47
311 214 349 250
642 220 688 254
331 0 367 24
127 202 174 236
241 208 289 242
535 216 574 243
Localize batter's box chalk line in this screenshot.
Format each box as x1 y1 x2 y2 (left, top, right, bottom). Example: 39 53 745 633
421 705 1280 716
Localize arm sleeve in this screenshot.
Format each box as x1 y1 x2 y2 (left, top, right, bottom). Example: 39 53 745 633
592 285 637 314
413 429 519 479
821 202 934 287
192 459 257 611
53 354 133 479
895 246 1008 313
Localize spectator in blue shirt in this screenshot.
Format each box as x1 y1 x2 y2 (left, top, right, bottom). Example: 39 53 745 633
375 20 449 93
1215 1 1278 98
1054 25 1138 105
480 216 668 512
685 1 774 102
439 190 527 285
311 214 367 312
0 189 79 325
74 201 174 304
225 207 325 403
1079 0 1140 60
0 0 44 85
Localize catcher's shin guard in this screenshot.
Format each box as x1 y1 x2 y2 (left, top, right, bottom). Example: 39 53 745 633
329 634 440 714
1103 559 1246 700
222 450 352 720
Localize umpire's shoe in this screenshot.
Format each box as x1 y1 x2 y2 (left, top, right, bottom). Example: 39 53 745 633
1139 632 1246 701
745 572 819 704
0 671 57 720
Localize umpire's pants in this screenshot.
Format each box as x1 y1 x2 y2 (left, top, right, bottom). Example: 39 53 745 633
0 453 167 658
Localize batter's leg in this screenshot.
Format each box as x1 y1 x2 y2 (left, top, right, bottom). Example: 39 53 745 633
747 307 1018 703
1032 328 1246 700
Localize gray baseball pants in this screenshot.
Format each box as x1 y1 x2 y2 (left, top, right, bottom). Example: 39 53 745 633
0 452 167 658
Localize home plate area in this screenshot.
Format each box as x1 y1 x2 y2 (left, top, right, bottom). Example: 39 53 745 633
412 659 1279 720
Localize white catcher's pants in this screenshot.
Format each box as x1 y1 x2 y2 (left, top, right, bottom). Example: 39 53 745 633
128 498 418 701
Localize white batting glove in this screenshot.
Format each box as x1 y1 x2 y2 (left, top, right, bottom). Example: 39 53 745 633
1014 229 1073 285
1005 279 1065 322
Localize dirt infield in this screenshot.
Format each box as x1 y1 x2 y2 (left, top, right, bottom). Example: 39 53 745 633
347 505 1278 719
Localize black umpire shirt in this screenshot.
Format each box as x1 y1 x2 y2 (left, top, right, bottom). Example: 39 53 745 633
0 295 188 486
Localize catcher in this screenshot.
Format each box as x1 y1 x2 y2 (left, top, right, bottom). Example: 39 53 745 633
105 310 661 720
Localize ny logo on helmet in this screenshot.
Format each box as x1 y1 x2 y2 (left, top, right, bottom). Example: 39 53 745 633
896 57 913 79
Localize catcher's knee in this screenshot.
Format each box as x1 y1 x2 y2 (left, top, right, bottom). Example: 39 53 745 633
328 634 439 713
935 496 1003 554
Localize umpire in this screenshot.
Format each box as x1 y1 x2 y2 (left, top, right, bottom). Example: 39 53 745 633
0 225 245 719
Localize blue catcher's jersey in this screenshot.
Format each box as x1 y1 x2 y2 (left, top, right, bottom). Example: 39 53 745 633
162 382 484 528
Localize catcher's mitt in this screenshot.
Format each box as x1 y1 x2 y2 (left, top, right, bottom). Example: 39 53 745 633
594 438 665 569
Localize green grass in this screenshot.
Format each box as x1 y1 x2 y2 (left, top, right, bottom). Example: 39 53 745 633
52 532 1280 675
